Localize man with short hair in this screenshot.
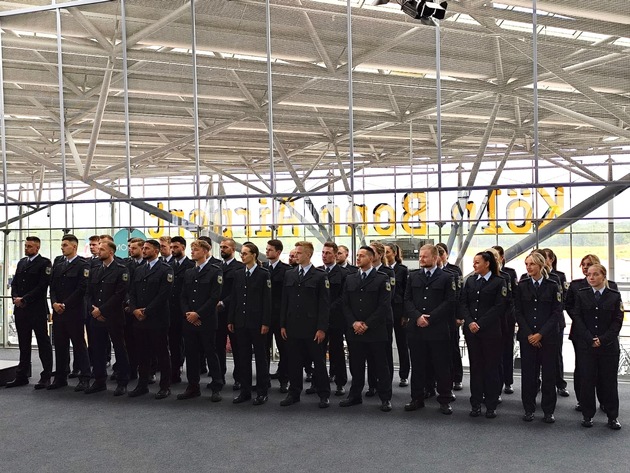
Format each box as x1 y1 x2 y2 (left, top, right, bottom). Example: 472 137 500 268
288 248 298 268
159 236 172 263
197 236 222 265
336 245 358 273
7 237 54 389
128 239 174 399
124 237 145 379
85 240 130 396
280 241 331 408
48 234 92 392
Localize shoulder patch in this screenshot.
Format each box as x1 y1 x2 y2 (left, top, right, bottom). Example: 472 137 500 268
267 279 272 289
167 273 174 283
564 281 570 290
217 275 223 285
325 279 330 289
501 286 507 297
385 281 391 292
390 277 396 286
84 268 90 278
557 292 562 302
45 266 52 275
452 280 456 291
122 273 129 282
621 301 624 312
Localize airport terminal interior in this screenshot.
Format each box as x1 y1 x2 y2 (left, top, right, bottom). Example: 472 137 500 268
1 1 630 470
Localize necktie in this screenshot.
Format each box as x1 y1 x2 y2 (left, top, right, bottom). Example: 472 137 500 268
361 272 367 281
246 269 251 278
326 267 331 273
299 268 304 281
425 270 431 279
196 265 201 273
594 291 601 302
534 281 540 289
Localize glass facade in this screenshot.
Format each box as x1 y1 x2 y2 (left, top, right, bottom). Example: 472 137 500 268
1 0 629 377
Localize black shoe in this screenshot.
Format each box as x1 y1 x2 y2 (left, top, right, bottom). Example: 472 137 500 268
5 378 29 388
210 391 222 402
404 399 425 411
233 382 242 391
270 371 280 380
543 414 555 424
399 378 409 387
177 386 201 400
557 388 570 397
339 397 362 407
68 370 80 379
113 385 127 397
35 378 51 390
155 389 171 400
504 385 514 394
46 378 67 390
147 374 157 385
110 372 118 381
485 409 497 419
335 386 346 396
85 381 107 394
233 393 252 404
365 388 376 398
128 386 149 398
608 418 622 430
380 400 392 412
575 403 583 412
74 380 90 392
470 406 482 417
440 403 453 415
453 382 463 391
253 395 268 406
305 385 317 395
319 397 330 408
522 412 535 422
581 417 594 428
280 395 300 407
279 382 289 394
424 390 436 399
305 373 312 383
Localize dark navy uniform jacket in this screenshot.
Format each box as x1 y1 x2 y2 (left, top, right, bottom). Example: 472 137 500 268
180 262 223 330
342 269 391 343
228 266 272 330
128 260 174 330
514 277 563 344
280 266 330 339
571 287 623 351
50 256 90 319
459 273 507 339
11 254 52 318
88 261 129 325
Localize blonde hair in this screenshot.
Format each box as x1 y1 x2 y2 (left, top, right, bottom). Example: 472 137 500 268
526 252 549 279
588 263 609 289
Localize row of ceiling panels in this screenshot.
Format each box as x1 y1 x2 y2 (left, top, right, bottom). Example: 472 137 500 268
0 0 628 187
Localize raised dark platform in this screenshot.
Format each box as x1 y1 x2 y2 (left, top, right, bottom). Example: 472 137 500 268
0 360 18 386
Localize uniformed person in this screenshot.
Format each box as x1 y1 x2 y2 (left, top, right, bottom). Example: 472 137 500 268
288 248 298 268
177 239 224 401
571 264 623 430
515 252 563 423
319 241 349 395
6 236 54 389
85 240 130 396
216 238 245 390
159 236 173 263
123 237 145 380
340 246 393 412
264 239 291 393
229 242 272 405
336 244 358 273
280 241 331 408
168 236 195 384
385 242 409 388
404 244 456 414
459 251 507 418
127 239 173 399
48 234 91 391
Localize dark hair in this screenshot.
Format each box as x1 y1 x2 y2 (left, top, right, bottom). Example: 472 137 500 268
385 242 402 264
242 242 261 266
476 251 499 276
103 241 116 253
171 236 187 247
198 236 212 245
89 235 100 242
62 234 78 245
541 248 557 270
323 241 338 253
436 242 449 254
26 236 41 244
267 239 283 252
99 234 114 242
492 245 505 257
128 237 144 245
145 239 160 249
359 245 375 257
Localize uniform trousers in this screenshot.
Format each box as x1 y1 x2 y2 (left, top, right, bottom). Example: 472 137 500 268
348 339 392 402
328 326 348 386
267 324 289 384
124 313 138 378
408 337 453 404
367 324 394 387
168 310 184 377
15 313 53 380
501 320 516 387
236 327 269 397
52 313 91 380
465 334 502 410
450 325 463 383
286 337 330 399
555 329 567 389
90 318 129 385
184 324 224 391
393 312 410 380
577 345 620 419
134 326 171 390
520 341 557 414
216 311 241 384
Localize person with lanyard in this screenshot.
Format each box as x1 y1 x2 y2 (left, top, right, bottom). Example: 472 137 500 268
47 234 91 392
565 254 618 412
85 240 130 396
404 244 456 415
167 236 195 384
228 242 272 405
340 246 393 412
514 252 563 423
263 239 291 393
6 236 54 389
127 239 174 399
459 250 507 418
178 239 225 401
280 241 331 408
385 242 410 388
571 263 623 430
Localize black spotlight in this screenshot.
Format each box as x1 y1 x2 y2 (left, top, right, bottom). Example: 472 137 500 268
373 0 448 23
